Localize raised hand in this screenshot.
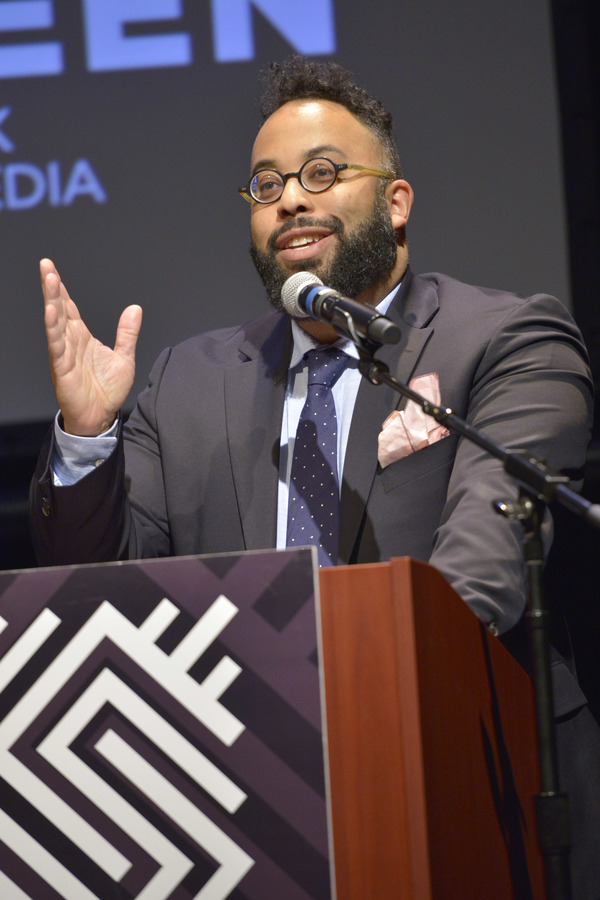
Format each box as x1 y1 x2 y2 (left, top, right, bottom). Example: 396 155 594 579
40 258 143 436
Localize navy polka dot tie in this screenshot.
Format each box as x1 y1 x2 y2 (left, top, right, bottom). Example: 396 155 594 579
286 348 347 567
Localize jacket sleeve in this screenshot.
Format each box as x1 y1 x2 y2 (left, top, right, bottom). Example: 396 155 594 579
29 347 174 566
428 292 593 635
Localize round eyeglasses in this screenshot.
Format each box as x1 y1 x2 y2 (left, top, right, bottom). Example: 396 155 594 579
238 156 395 204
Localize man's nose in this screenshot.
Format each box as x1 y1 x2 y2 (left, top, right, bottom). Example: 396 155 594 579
276 175 315 216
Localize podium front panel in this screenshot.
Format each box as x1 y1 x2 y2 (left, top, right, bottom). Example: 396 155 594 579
0 549 330 900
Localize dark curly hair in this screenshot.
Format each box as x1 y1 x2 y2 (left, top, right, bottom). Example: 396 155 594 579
258 56 403 178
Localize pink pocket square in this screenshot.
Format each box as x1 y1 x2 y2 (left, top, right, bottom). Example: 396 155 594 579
378 372 449 468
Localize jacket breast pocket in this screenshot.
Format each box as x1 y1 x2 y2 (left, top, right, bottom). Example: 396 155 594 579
379 433 458 494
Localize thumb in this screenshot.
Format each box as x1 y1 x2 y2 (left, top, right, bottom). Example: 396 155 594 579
114 305 143 359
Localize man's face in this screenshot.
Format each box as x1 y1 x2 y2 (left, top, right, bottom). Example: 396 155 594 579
247 99 405 311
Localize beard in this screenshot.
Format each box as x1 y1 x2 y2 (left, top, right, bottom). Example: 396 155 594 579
249 190 398 314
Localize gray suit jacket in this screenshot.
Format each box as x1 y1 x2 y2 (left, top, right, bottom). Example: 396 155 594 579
31 268 592 699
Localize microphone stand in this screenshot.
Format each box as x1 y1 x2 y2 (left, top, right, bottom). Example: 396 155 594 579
353 338 600 900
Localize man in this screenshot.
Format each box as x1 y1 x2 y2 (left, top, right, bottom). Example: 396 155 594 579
31 57 599 895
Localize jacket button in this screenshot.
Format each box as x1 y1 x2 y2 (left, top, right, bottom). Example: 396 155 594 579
41 497 51 518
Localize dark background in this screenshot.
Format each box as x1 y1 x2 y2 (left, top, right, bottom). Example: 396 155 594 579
1 1 600 713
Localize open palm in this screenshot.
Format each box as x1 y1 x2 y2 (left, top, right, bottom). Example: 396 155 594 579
41 258 143 436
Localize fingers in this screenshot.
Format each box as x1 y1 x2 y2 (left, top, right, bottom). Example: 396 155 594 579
114 305 143 361
39 258 142 385
39 256 58 285
40 258 77 328
41 261 67 356
40 258 61 304
39 259 87 381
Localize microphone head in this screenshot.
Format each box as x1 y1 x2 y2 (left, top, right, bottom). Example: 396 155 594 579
281 272 323 317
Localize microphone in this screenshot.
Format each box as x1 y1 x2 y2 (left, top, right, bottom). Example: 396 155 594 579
280 272 401 345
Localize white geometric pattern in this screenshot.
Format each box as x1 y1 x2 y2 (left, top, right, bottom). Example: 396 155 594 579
0 594 254 899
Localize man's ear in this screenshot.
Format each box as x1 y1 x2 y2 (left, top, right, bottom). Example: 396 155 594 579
387 179 414 230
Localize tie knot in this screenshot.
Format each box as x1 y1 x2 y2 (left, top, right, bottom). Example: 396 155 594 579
306 348 347 388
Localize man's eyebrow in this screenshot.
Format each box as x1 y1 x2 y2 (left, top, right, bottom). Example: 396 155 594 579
304 144 345 159
251 157 277 174
251 145 346 175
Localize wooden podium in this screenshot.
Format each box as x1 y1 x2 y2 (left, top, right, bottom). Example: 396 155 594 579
0 551 545 898
319 557 545 900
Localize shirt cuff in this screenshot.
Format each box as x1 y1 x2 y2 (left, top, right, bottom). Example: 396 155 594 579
52 413 119 486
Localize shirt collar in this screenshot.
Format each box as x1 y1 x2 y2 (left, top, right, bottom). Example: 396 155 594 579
288 280 402 368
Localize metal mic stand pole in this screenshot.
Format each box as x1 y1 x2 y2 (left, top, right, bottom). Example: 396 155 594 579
497 490 572 899
354 340 600 900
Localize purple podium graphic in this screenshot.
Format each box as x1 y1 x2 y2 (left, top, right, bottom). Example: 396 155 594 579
0 548 330 899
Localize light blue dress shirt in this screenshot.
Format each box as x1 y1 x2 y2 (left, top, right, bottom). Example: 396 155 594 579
275 284 400 547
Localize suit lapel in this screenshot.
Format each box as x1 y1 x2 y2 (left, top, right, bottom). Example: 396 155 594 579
223 272 440 559
225 313 291 551
339 271 439 561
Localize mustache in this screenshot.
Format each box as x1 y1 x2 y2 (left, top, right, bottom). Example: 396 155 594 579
267 216 345 254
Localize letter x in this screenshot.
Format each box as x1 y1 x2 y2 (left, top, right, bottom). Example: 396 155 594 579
0 107 15 153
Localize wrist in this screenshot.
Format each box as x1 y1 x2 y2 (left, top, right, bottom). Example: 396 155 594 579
59 413 118 437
